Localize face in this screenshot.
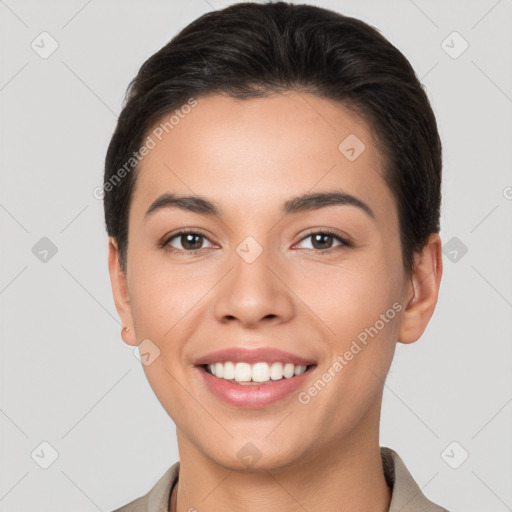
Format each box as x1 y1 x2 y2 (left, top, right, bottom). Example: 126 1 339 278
109 91 433 472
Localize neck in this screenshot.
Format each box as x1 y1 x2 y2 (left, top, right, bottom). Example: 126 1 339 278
173 406 391 512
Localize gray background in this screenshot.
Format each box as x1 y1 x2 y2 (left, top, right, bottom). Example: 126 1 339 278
1 0 511 511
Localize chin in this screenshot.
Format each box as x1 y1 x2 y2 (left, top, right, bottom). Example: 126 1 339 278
200 434 309 473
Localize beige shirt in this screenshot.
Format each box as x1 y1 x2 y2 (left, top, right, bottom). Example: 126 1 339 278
111 447 449 512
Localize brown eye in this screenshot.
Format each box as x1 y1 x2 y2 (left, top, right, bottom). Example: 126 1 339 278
177 233 204 250
163 231 215 253
311 233 335 250
296 230 352 252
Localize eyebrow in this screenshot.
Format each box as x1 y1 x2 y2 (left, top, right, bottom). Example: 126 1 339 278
144 191 375 220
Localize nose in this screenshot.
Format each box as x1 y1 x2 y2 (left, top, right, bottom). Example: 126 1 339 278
213 246 295 329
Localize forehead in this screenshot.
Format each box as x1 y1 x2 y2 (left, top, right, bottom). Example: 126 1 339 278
129 91 397 230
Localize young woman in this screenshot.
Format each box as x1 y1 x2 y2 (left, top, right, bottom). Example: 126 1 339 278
104 2 447 511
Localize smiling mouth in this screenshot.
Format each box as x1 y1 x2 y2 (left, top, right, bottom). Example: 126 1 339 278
201 361 316 385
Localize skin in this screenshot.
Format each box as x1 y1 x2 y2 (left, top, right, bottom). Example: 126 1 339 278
108 91 443 512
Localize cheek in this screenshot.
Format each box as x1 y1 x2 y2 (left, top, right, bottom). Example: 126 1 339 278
293 242 403 380
296 255 398 331
127 258 218 356
128 272 171 335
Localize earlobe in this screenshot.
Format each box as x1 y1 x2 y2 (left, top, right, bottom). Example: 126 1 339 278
397 233 443 344
108 237 137 346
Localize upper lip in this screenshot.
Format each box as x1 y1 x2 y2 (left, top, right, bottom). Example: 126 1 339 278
194 347 316 366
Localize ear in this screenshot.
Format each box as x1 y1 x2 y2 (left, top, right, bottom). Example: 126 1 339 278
397 233 443 344
108 237 137 346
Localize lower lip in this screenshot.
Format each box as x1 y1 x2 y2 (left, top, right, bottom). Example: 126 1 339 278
196 366 316 409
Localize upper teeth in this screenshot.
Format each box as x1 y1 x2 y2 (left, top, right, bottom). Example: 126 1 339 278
207 362 308 383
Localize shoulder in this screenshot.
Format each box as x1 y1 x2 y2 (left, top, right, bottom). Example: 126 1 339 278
110 461 180 512
381 447 450 512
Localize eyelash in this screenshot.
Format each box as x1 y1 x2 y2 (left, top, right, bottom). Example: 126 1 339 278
160 228 353 255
